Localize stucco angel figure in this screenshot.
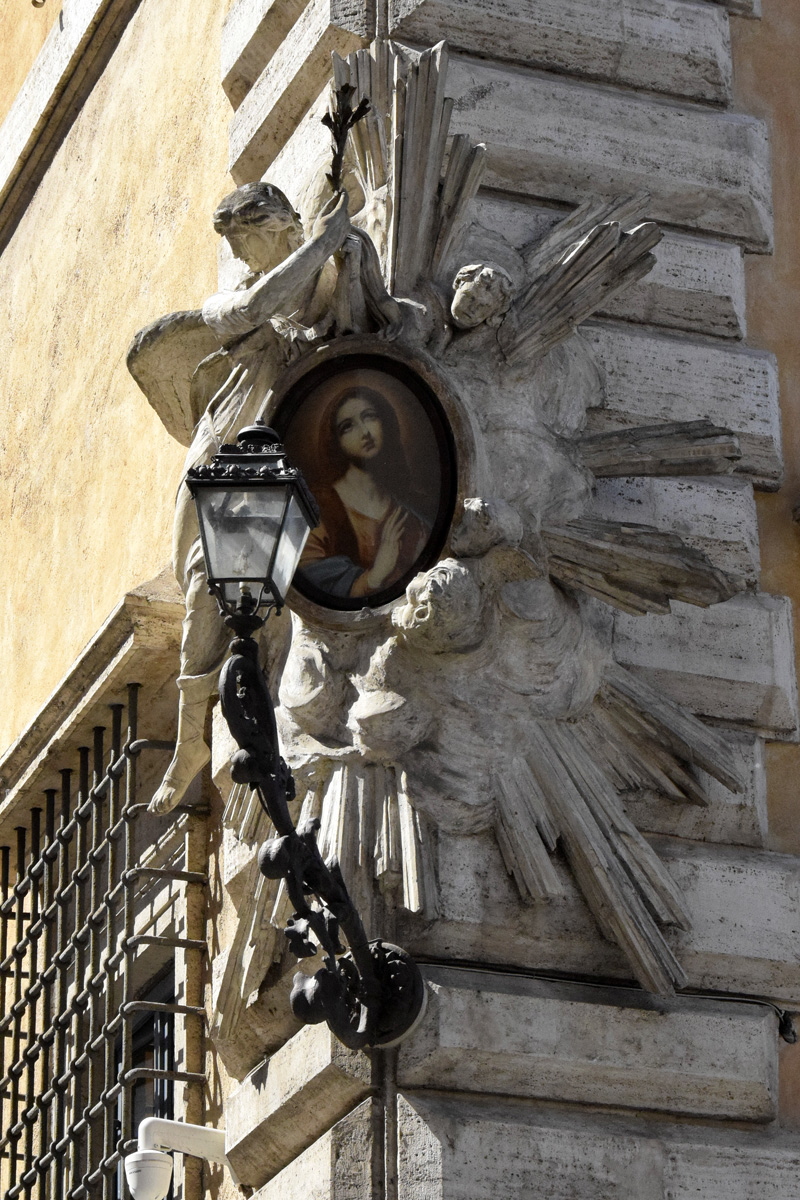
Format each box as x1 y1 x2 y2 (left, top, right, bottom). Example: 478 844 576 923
128 181 350 811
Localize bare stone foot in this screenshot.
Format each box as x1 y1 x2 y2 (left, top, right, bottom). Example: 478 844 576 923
149 739 211 813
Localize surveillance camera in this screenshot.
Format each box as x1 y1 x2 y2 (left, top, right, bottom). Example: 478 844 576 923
124 1149 174 1200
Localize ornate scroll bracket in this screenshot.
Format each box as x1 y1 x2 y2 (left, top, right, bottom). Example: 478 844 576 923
219 611 425 1050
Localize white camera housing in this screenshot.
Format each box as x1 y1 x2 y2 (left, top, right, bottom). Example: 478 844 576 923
124 1149 173 1200
124 1118 234 1200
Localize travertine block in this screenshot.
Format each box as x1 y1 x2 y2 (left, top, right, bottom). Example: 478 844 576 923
467 197 748 339
659 837 800 1000
222 0 310 107
390 0 732 104
400 830 800 1001
592 477 760 583
583 323 781 486
252 1100 375 1200
714 0 759 14
447 56 772 249
398 1095 800 1200
225 1022 372 1189
623 730 767 848
600 231 747 339
399 966 778 1120
221 0 372 108
612 593 799 737
228 0 366 179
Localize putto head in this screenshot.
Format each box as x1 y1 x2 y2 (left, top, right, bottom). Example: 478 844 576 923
451 262 515 330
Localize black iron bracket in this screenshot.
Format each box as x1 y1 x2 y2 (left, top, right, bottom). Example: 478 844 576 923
218 609 425 1051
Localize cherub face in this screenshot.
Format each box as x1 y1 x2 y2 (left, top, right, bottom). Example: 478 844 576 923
393 561 484 652
451 264 514 329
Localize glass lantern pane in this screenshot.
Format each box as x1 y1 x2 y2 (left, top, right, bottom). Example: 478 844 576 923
196 486 288 585
271 492 312 602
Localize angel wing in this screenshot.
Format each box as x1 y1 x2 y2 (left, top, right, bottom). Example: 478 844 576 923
126 310 222 446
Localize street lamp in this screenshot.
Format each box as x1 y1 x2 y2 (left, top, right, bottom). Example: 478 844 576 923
187 419 319 625
186 420 425 1050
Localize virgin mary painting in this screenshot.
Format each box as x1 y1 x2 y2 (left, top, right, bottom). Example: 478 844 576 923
279 361 455 608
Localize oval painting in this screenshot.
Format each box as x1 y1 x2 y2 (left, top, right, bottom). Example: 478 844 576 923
275 354 457 611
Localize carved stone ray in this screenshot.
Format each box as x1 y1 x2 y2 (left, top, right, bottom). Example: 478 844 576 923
600 661 747 793
332 40 486 293
542 516 744 615
499 219 662 363
524 720 690 995
262 762 438 949
521 191 653 281
579 419 742 477
578 707 712 807
493 758 564 903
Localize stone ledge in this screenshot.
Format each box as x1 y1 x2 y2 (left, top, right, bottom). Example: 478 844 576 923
399 966 778 1121
612 593 799 739
398 1093 800 1200
222 0 311 108
251 1100 376 1200
660 837 800 999
228 0 367 180
390 0 733 105
448 55 773 250
0 569 182 829
400 830 800 1004
583 322 781 488
225 1022 372 1189
0 0 140 248
599 231 747 340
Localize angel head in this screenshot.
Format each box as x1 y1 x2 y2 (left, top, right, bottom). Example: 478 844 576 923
393 560 484 653
212 182 304 274
450 262 514 330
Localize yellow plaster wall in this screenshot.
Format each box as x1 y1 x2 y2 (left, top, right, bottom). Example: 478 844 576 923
0 0 61 128
732 2 800 860
0 0 233 753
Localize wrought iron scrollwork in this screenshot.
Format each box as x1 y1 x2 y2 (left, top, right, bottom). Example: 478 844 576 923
219 611 425 1050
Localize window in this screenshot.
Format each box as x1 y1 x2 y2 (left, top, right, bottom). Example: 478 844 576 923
0 685 207 1200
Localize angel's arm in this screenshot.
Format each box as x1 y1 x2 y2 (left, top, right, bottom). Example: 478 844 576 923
202 193 349 341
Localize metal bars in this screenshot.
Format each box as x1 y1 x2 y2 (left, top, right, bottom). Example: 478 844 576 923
0 684 208 1199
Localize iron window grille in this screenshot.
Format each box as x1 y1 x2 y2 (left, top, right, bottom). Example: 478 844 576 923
0 683 207 1200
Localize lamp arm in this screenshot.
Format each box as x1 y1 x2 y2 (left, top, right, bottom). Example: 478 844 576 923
218 615 425 1050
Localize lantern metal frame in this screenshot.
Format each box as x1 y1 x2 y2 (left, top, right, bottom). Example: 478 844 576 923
186 420 320 620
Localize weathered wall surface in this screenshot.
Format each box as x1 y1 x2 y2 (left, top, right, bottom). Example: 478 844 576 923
732 1 800 858
731 0 800 1129
0 0 232 754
